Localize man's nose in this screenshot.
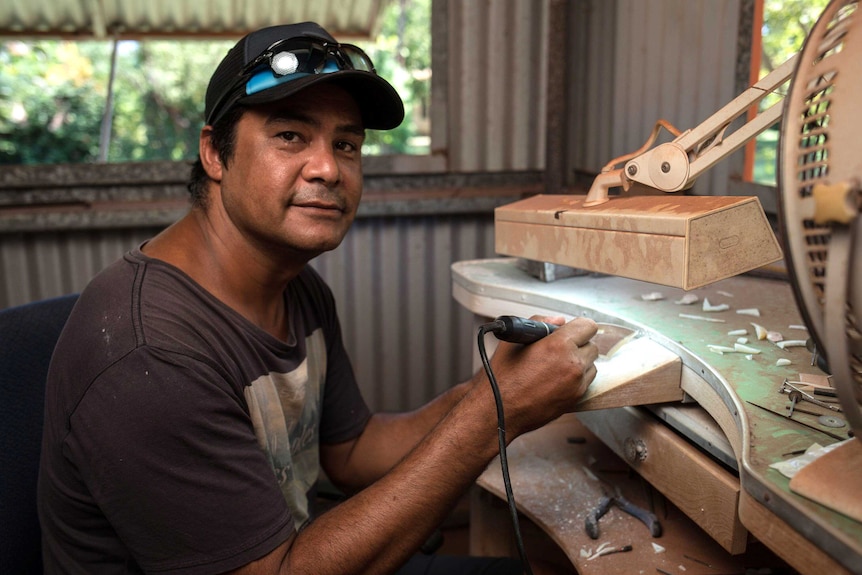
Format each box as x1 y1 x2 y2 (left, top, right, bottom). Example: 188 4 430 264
302 141 341 185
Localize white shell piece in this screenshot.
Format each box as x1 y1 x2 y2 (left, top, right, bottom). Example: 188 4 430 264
734 343 760 354
717 290 734 297
708 345 736 354
776 339 808 349
641 292 665 301
702 298 730 312
745 354 754 360
680 313 726 323
652 542 666 554
767 331 784 343
789 324 808 331
776 358 792 366
751 323 768 340
737 337 749 344
728 329 748 336
674 293 699 305
737 308 761 316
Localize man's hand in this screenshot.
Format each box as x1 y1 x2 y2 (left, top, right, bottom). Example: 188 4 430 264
479 315 599 439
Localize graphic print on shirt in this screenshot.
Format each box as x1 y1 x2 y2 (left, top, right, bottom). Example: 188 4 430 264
245 328 327 528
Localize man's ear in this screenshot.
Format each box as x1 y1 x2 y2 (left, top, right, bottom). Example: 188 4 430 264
199 126 223 182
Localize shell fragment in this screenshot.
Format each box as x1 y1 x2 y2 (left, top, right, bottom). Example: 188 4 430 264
776 339 808 349
751 323 768 340
703 298 730 312
707 344 736 354
641 292 665 301
674 293 699 305
680 313 726 323
734 343 760 354
737 308 761 317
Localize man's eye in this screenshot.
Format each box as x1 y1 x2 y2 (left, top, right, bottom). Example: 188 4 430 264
337 141 358 153
279 131 300 142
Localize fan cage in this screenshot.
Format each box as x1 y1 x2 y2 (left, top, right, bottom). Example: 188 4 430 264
787 0 862 421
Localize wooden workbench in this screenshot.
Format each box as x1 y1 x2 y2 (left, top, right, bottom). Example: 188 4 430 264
472 414 788 574
452 258 861 575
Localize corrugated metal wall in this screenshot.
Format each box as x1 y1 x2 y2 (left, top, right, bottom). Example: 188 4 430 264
568 0 744 195
442 0 743 195
0 229 159 304
446 0 548 172
0 0 392 38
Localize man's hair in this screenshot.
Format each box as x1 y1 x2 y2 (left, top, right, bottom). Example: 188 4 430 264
186 105 246 209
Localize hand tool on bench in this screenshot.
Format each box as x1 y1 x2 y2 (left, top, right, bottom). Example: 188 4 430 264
585 487 662 539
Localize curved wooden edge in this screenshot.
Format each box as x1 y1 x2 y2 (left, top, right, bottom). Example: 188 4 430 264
574 337 683 411
739 491 854 575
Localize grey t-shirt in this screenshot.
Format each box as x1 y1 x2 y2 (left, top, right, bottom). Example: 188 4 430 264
39 247 371 574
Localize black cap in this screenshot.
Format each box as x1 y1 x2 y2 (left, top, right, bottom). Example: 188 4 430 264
204 22 404 130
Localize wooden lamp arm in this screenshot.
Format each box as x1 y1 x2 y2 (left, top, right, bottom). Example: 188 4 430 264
585 54 798 206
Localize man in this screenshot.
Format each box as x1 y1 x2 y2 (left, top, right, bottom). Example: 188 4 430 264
38 22 599 575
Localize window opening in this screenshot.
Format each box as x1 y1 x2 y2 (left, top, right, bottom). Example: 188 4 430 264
747 0 831 185
0 0 430 165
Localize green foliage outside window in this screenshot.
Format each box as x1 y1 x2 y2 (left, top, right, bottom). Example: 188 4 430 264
752 0 831 185
0 0 430 165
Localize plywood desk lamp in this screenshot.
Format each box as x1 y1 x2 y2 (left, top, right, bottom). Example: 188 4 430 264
494 56 799 290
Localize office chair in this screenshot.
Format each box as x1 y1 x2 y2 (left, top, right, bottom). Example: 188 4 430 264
0 294 79 574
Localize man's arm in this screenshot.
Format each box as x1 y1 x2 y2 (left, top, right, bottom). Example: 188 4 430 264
319 380 470 493
229 315 598 575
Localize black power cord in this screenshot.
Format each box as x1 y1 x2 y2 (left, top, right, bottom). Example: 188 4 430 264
477 316 558 575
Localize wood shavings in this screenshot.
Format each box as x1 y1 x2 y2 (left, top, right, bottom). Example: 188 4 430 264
776 358 792 366
734 343 760 354
679 313 726 323
751 323 768 340
674 293 699 305
641 292 665 301
776 339 807 349
728 329 747 336
702 298 729 312
737 308 761 316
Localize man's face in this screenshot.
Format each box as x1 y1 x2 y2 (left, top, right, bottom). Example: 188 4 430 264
210 82 366 260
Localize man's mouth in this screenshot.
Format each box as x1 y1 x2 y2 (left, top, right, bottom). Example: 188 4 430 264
292 195 346 214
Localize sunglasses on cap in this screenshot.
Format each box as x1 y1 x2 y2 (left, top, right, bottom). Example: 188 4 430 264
206 37 378 126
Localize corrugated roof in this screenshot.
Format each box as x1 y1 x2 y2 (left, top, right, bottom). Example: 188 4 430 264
0 0 392 40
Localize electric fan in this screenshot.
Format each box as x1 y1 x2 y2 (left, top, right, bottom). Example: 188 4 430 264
778 0 862 519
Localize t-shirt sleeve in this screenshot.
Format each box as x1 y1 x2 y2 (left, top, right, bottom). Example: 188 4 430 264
65 347 294 575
